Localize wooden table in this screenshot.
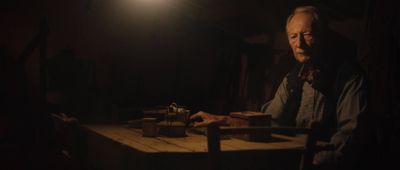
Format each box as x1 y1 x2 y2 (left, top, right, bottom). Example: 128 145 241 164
82 124 308 170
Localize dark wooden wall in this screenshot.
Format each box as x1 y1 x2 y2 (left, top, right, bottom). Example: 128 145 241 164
0 0 370 117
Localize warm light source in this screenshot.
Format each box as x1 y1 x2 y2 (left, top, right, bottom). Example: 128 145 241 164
123 0 170 7
117 0 174 15
137 0 167 4
111 0 181 32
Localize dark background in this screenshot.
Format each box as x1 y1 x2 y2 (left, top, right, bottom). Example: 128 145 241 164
1 0 399 169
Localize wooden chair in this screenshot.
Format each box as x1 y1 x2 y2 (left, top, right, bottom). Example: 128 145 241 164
50 113 84 170
207 121 319 170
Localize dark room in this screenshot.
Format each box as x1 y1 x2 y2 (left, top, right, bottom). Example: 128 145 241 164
1 0 399 170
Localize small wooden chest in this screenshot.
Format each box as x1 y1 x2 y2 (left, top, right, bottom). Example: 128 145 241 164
229 111 271 141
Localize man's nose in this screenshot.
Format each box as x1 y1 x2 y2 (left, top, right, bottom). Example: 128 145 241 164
295 34 306 48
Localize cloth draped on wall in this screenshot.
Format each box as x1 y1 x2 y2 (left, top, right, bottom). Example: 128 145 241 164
359 0 400 168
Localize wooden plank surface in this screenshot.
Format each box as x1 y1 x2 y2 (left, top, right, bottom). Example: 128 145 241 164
129 128 214 152
82 124 306 154
82 124 190 153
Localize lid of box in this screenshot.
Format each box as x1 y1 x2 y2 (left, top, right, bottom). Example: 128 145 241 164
229 111 270 119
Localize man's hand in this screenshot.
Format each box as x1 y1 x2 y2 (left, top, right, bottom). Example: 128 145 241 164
189 111 229 127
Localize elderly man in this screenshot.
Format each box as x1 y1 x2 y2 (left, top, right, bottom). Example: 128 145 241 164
190 6 366 169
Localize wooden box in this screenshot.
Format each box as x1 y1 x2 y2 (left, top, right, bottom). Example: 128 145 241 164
142 107 168 121
229 111 271 141
157 121 186 137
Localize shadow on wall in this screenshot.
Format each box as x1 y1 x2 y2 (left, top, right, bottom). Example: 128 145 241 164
46 49 96 122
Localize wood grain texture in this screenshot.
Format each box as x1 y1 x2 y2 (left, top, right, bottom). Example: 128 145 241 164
82 124 306 153
82 124 311 170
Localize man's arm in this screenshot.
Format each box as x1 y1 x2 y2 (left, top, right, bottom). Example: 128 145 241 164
189 111 230 127
314 71 367 167
192 76 291 127
264 76 292 125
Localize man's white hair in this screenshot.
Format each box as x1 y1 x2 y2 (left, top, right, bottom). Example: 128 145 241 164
286 6 321 32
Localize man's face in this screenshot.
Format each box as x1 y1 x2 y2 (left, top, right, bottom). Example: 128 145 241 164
287 12 319 63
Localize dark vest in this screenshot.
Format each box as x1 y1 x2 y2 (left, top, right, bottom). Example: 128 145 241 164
282 59 360 140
